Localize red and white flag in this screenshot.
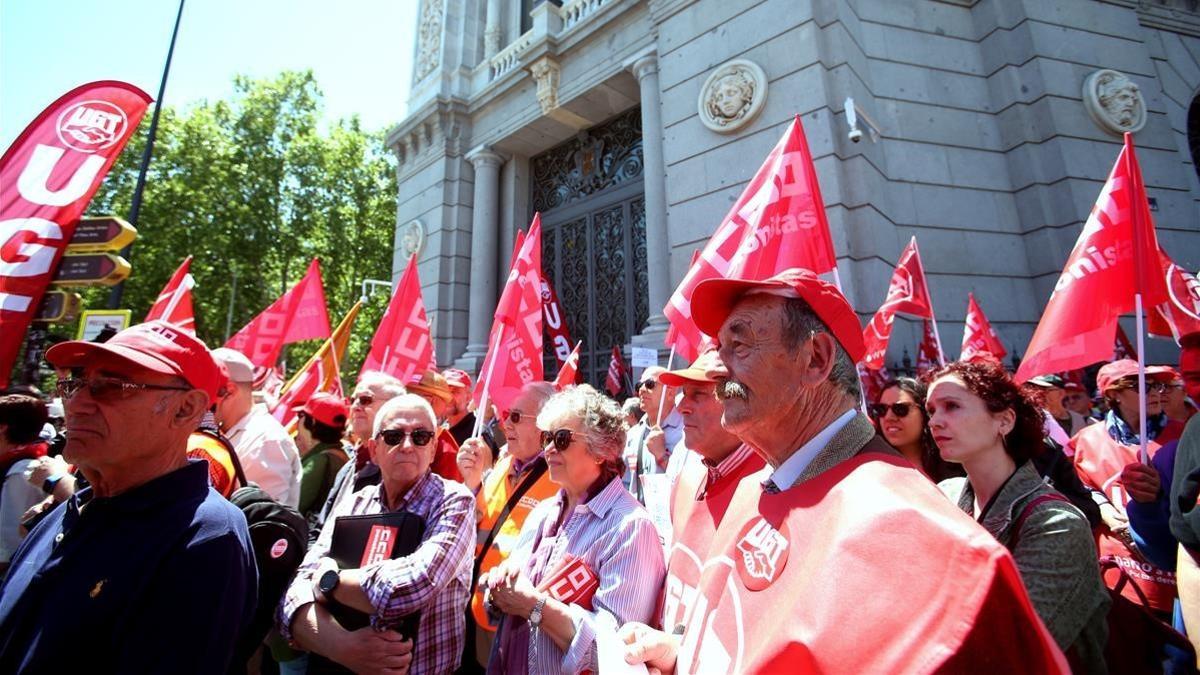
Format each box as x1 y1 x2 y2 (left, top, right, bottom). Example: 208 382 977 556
0 81 151 386
473 215 544 416
541 275 574 369
359 254 435 383
663 116 837 361
1016 133 1167 382
961 292 1007 363
857 363 892 405
1147 247 1200 343
605 346 628 398
861 237 935 369
145 256 196 333
553 341 582 391
272 302 360 431
916 319 940 375
226 258 332 367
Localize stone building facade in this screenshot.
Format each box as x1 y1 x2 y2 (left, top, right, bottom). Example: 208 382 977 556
387 0 1200 384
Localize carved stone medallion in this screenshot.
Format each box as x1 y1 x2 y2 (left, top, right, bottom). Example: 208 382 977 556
399 219 425 257
414 0 445 82
698 59 768 134
1083 69 1147 135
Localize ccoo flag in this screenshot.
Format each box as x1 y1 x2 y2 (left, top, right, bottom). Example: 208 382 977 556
145 256 196 333
360 254 435 383
226 258 332 367
960 293 1007 363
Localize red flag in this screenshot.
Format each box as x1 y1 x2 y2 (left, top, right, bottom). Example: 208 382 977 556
144 256 196 333
961 292 1007 363
1016 134 1167 382
553 341 582 391
0 81 151 386
225 258 331 367
1113 324 1138 361
861 238 935 369
541 274 574 369
272 302 360 431
1147 247 1200 343
665 250 708 363
472 215 544 416
663 116 837 356
253 365 285 404
857 363 892 404
605 346 627 397
916 319 940 375
359 254 434 383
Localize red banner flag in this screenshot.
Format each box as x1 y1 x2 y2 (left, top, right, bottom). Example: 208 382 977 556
226 258 331 367
663 116 838 357
360 254 434 383
606 346 627 398
473 215 544 416
272 302 361 431
541 274 573 369
857 363 892 405
961 292 1007 363
916 319 940 375
0 81 152 386
1016 134 1168 382
861 237 935 369
553 341 582 391
145 256 196 333
1147 247 1200 343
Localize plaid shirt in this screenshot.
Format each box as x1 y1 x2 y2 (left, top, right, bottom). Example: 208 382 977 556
278 470 475 674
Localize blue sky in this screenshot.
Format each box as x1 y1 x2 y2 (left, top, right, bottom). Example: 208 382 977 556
1 0 418 149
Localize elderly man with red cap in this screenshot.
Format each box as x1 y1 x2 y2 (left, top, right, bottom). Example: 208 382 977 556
0 321 257 673
620 269 1067 673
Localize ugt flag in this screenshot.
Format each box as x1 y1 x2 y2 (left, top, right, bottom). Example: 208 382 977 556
360 254 435 383
1147 247 1200 343
145 256 196 333
226 258 331 367
0 81 151 386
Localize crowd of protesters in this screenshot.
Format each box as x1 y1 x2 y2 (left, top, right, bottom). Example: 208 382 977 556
0 272 1199 674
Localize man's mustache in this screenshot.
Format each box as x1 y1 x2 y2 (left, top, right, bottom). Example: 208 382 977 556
716 380 749 401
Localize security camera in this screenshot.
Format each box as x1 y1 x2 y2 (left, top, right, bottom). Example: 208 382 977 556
844 97 880 144
848 128 863 143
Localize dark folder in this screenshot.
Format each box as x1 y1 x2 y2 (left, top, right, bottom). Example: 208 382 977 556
327 510 426 639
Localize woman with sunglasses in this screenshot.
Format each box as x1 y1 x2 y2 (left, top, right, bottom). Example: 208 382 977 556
485 385 665 674
871 378 962 482
928 360 1109 672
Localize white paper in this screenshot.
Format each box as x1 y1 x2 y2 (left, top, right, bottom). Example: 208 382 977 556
596 614 651 675
640 473 673 550
630 346 659 368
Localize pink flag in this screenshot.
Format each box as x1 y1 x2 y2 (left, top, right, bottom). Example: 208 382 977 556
1016 134 1167 382
1147 247 1200 343
145 256 196 333
553 341 582 391
663 116 837 356
960 293 1007 363
225 258 331 367
861 238 935 369
360 254 434 383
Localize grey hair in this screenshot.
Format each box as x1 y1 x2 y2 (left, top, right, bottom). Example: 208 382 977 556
357 371 406 400
538 384 627 480
519 381 556 411
781 297 862 401
372 393 437 438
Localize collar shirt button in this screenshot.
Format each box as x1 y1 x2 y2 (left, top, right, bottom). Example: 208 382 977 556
54 533 64 544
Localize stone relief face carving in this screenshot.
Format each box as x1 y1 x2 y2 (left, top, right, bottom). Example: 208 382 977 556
698 59 768 134
399 220 425 257
1083 69 1147 135
415 0 445 82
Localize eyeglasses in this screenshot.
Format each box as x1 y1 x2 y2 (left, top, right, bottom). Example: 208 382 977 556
56 376 191 401
1115 381 1170 394
351 393 375 407
869 402 915 419
377 428 435 447
540 428 576 451
506 410 526 424
637 380 657 391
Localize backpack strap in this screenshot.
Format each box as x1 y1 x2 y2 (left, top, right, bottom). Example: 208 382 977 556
1008 493 1070 551
472 456 548 585
196 427 249 490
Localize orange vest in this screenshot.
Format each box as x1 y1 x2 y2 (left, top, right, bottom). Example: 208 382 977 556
187 431 239 498
674 455 1067 673
470 453 558 631
1071 420 1184 612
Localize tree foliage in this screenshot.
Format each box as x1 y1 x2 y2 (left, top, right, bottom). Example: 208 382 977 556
78 70 397 386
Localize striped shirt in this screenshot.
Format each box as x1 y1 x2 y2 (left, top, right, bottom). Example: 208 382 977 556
494 476 666 674
277 470 475 674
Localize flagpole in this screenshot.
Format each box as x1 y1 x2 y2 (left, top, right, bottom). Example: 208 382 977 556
472 329 506 438
655 345 676 424
928 315 947 366
1135 294 1150 464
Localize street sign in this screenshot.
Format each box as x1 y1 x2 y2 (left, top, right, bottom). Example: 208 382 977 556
32 290 82 323
77 310 131 341
66 216 137 252
50 253 131 286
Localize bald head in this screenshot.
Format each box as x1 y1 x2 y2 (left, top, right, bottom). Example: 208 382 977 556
636 365 674 425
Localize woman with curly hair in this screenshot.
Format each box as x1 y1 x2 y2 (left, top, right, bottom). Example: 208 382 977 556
870 377 962 482
929 360 1109 673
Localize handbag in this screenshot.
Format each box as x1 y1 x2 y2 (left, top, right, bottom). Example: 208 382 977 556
1099 559 1195 674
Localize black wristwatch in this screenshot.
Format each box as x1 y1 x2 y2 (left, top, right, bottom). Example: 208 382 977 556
318 569 341 598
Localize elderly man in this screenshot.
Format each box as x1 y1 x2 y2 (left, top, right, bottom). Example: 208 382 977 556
0 322 257 673
457 381 559 670
213 347 302 507
623 366 684 502
278 394 475 674
620 269 1066 672
1027 374 1094 439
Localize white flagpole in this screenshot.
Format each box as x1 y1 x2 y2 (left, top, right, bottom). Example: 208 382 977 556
1135 293 1149 464
471 328 505 438
929 315 947 366
655 345 677 424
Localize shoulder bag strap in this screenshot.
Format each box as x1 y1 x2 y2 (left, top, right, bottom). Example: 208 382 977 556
1008 493 1070 551
472 456 549 584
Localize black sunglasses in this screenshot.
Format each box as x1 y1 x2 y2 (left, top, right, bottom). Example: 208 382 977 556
351 394 375 407
637 380 657 391
869 402 915 419
377 428 435 447
56 376 191 402
506 410 526 424
541 428 576 451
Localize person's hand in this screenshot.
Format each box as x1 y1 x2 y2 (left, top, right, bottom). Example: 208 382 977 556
18 496 55 536
619 621 679 675
457 437 492 492
311 557 339 604
488 566 539 618
330 627 413 675
646 427 668 463
1121 462 1162 503
26 455 68 487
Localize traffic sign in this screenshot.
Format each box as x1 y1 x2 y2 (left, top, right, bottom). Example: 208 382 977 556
50 253 131 286
33 291 82 323
67 216 137 252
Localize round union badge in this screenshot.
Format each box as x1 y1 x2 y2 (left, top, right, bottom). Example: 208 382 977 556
734 516 790 591
270 538 289 559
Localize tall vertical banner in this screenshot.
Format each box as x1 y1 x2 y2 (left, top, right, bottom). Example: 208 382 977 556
0 81 152 386
359 253 435 383
225 258 331 367
144 255 196 332
540 275 573 368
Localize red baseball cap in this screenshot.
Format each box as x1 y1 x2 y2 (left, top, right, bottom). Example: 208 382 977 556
1095 359 1175 393
442 368 472 390
294 392 349 428
45 320 223 402
691 268 866 363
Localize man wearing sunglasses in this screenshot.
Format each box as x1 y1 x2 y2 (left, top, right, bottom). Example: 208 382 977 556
0 321 257 674
622 366 683 503
280 393 474 674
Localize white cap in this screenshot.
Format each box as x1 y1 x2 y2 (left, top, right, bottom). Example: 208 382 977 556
211 347 255 384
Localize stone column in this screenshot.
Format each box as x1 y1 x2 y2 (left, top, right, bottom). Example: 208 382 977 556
459 146 505 367
627 49 671 343
484 0 502 57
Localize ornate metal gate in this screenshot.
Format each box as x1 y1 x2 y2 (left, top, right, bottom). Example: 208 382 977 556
531 107 649 388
